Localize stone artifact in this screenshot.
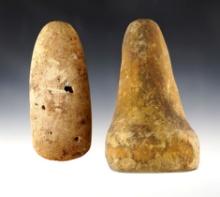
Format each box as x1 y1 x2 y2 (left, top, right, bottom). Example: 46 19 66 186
30 21 91 160
105 19 199 172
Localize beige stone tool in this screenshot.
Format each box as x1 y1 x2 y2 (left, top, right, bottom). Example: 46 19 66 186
30 21 91 161
105 19 199 172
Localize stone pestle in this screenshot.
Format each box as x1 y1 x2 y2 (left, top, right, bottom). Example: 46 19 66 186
105 19 199 172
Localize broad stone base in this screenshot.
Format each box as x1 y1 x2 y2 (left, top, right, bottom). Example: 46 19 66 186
106 128 199 172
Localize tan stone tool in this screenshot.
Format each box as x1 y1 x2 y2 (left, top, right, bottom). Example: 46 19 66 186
105 19 199 172
30 21 91 160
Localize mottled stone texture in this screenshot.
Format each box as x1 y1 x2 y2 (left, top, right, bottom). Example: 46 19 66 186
105 19 199 172
30 21 91 160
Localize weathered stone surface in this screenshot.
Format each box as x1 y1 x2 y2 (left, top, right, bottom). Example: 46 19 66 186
30 21 91 160
105 19 199 172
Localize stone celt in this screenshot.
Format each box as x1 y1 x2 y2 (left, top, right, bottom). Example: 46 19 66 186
30 21 91 161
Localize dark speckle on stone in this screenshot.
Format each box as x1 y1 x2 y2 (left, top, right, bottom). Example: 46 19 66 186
62 149 67 156
64 85 73 93
81 119 86 125
74 136 80 142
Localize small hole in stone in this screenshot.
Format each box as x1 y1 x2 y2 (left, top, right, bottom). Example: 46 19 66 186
49 131 52 135
74 136 80 142
42 105 46 110
34 103 38 106
64 86 73 93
